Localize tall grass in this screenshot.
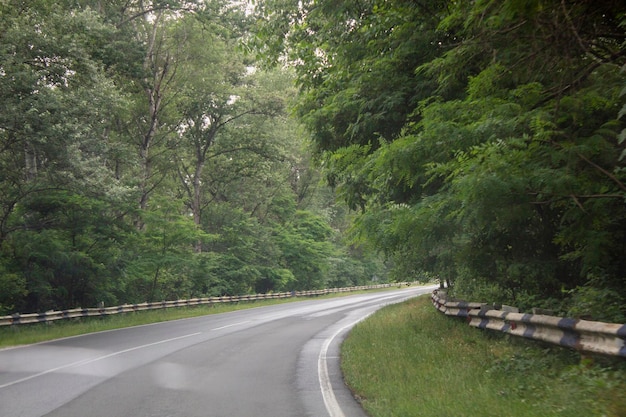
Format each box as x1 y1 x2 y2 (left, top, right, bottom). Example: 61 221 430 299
341 295 626 417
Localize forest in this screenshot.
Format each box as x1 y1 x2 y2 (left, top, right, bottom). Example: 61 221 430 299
1 0 625 322
0 0 385 315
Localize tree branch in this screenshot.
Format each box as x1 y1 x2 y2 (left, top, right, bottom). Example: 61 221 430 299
573 150 626 193
116 5 196 28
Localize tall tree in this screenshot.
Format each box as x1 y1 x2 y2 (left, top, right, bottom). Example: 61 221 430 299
0 0 388 313
254 0 626 319
170 10 284 252
0 0 135 311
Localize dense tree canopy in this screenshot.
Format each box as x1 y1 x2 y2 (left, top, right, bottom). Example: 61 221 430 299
0 0 385 315
254 0 626 321
2 0 624 322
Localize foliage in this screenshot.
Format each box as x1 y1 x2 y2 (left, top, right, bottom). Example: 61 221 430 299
342 296 626 417
276 211 335 290
0 264 26 315
565 279 626 323
253 0 626 321
0 0 382 314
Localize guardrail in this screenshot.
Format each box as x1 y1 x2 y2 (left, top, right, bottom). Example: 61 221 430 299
431 290 626 358
0 283 403 326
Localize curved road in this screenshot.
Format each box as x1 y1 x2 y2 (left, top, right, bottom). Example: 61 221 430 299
0 285 436 417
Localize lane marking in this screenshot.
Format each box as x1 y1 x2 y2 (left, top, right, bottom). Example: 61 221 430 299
211 321 251 331
318 314 373 417
316 288 436 416
307 294 412 318
0 332 201 389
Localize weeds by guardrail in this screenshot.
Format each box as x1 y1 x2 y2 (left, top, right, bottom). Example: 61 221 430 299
431 289 626 358
1 284 404 326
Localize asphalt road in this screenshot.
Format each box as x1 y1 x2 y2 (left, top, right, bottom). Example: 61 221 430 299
0 285 437 417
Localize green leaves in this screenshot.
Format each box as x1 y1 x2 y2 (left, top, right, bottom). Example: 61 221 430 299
0 265 26 316
253 0 626 319
276 211 335 290
0 0 383 314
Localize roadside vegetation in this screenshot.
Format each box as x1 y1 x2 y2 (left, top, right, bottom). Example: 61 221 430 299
1 3 624 410
0 0 387 318
341 295 626 417
256 0 626 323
2 1 624 324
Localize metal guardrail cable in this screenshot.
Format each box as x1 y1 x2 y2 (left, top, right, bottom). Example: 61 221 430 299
431 290 626 358
0 283 399 326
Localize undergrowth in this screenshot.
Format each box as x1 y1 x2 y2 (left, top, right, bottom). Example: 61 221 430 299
341 295 626 417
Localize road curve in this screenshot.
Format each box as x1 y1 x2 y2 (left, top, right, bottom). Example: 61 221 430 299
0 285 436 417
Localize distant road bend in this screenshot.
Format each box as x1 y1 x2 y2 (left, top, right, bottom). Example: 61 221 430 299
0 285 436 417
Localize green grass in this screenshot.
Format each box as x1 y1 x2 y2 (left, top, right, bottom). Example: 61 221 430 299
341 295 626 417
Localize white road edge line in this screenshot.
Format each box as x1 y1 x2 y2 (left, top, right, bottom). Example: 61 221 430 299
0 332 201 390
318 313 373 417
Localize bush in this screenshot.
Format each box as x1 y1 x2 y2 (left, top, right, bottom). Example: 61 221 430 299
566 285 626 323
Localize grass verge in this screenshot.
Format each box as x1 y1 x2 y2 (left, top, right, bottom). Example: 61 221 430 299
341 295 626 417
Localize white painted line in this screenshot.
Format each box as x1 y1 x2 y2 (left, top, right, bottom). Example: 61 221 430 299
318 314 373 417
316 287 437 416
211 321 251 331
0 332 201 389
308 294 409 318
